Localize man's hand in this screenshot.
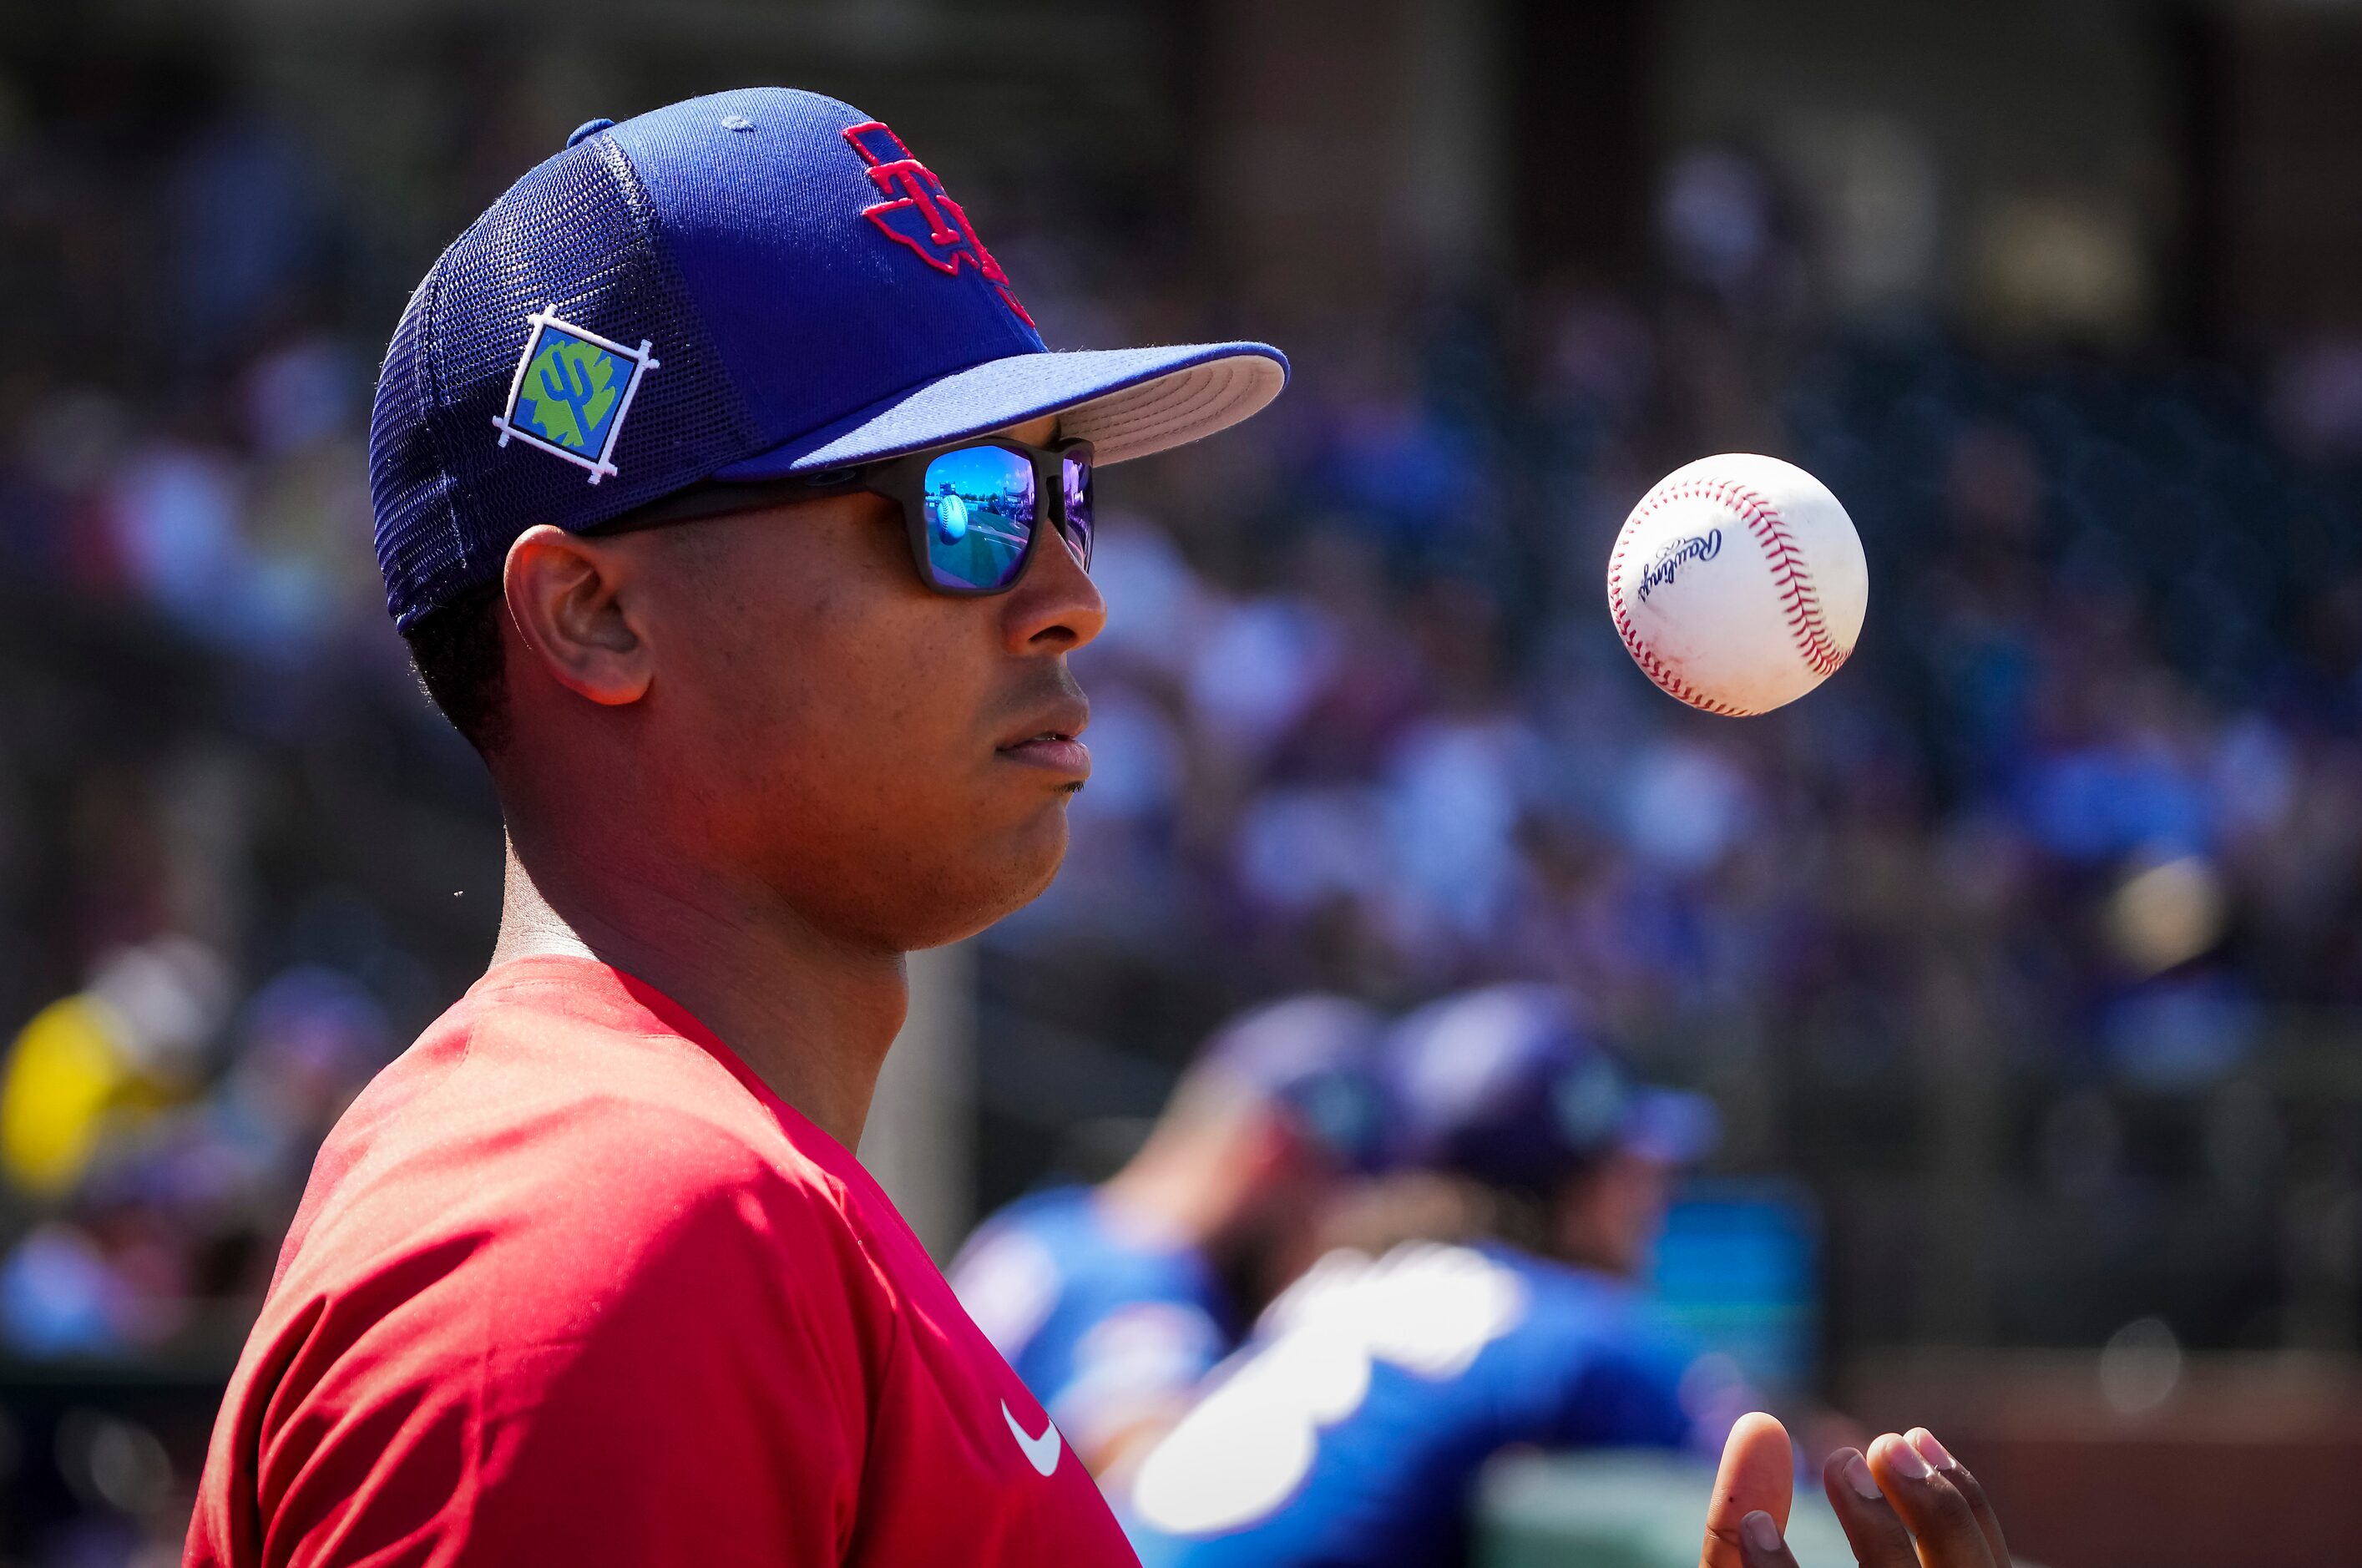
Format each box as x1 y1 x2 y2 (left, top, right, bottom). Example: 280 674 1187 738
1700 1411 2011 1568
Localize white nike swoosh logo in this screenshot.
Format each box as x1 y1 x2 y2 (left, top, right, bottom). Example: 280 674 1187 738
1001 1399 1061 1476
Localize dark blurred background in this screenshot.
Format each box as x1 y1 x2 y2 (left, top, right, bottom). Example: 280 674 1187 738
5 1 2362 1564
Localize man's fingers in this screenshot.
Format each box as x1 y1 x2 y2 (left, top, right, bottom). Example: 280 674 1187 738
1903 1429 2009 1566
1737 1510 1804 1568
1866 1432 1995 1568
1700 1412 1794 1568
1818 1447 1918 1568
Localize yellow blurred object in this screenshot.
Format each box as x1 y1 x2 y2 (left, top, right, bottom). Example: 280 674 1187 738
2107 855 2227 978
0 994 136 1196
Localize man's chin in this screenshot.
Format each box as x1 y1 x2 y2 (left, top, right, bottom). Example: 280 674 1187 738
893 820 1070 951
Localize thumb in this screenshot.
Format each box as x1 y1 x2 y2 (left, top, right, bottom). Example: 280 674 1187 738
1702 1412 1793 1568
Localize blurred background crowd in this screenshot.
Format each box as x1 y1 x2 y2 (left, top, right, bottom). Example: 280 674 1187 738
4 1 2362 1564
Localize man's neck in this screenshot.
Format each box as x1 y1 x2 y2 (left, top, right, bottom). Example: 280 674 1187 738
490 830 908 1149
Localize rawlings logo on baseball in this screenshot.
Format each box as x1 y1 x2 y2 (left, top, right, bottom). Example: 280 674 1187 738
1635 529 1722 603
1606 453 1868 716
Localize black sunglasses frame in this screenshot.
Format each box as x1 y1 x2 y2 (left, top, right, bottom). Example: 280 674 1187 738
594 434 1095 599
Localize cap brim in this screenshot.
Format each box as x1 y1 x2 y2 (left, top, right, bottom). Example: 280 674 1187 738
713 341 1288 479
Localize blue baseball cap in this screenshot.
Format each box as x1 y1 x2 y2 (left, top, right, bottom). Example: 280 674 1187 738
368 86 1288 630
1384 984 1718 1193
1197 994 1392 1173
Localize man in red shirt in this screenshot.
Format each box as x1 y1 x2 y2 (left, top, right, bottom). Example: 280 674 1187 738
189 83 2021 1568
186 85 1290 1565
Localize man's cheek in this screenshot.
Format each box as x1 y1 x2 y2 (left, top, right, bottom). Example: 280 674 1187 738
871 637 989 754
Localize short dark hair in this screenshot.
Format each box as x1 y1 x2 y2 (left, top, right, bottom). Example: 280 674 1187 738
402 585 510 754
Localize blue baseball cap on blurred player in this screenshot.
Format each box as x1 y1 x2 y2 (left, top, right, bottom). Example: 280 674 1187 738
1384 984 1718 1195
1196 994 1393 1174
367 86 1287 630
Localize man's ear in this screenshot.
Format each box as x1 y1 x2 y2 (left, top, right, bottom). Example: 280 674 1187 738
502 524 655 707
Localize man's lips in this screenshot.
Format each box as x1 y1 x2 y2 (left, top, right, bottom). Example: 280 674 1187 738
996 700 1091 781
999 733 1091 778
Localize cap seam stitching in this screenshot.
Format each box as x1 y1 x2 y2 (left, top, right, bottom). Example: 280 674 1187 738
1071 361 1271 449
596 135 765 458
1082 364 1230 432
414 254 472 595
1085 358 1257 424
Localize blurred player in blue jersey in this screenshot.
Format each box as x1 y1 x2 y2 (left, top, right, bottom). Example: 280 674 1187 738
950 994 1389 1478
1119 983 1736 1567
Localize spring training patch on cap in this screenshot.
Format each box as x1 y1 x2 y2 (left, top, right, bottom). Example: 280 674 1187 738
490 310 660 483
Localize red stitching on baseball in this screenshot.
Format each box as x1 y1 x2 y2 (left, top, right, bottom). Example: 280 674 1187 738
1607 532 1757 716
1622 473 1848 680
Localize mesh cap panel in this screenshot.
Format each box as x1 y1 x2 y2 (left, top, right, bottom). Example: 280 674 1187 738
369 136 760 630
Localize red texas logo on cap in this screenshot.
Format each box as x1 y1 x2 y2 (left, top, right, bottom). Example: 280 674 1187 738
842 121 1035 329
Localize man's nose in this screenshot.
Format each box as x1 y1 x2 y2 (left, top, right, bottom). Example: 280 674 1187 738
1002 524 1107 654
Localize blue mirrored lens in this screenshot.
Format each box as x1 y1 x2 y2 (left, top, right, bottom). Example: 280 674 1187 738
922 446 1035 590
1060 452 1094 569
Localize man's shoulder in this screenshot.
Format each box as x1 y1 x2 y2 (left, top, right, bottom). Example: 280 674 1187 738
197 975 903 1568
357 984 823 1171
278 968 863 1308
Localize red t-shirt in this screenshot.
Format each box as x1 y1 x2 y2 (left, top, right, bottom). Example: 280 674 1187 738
186 957 1138 1567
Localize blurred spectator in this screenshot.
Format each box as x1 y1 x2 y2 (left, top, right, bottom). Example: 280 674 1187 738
1117 985 1732 1566
951 997 1389 1480
1 937 230 1200
0 962 389 1362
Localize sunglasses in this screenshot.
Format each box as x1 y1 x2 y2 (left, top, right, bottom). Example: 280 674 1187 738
598 435 1095 597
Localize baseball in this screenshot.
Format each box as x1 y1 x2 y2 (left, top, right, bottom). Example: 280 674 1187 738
1606 453 1869 716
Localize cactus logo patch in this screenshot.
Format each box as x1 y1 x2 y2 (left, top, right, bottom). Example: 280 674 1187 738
491 311 660 483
